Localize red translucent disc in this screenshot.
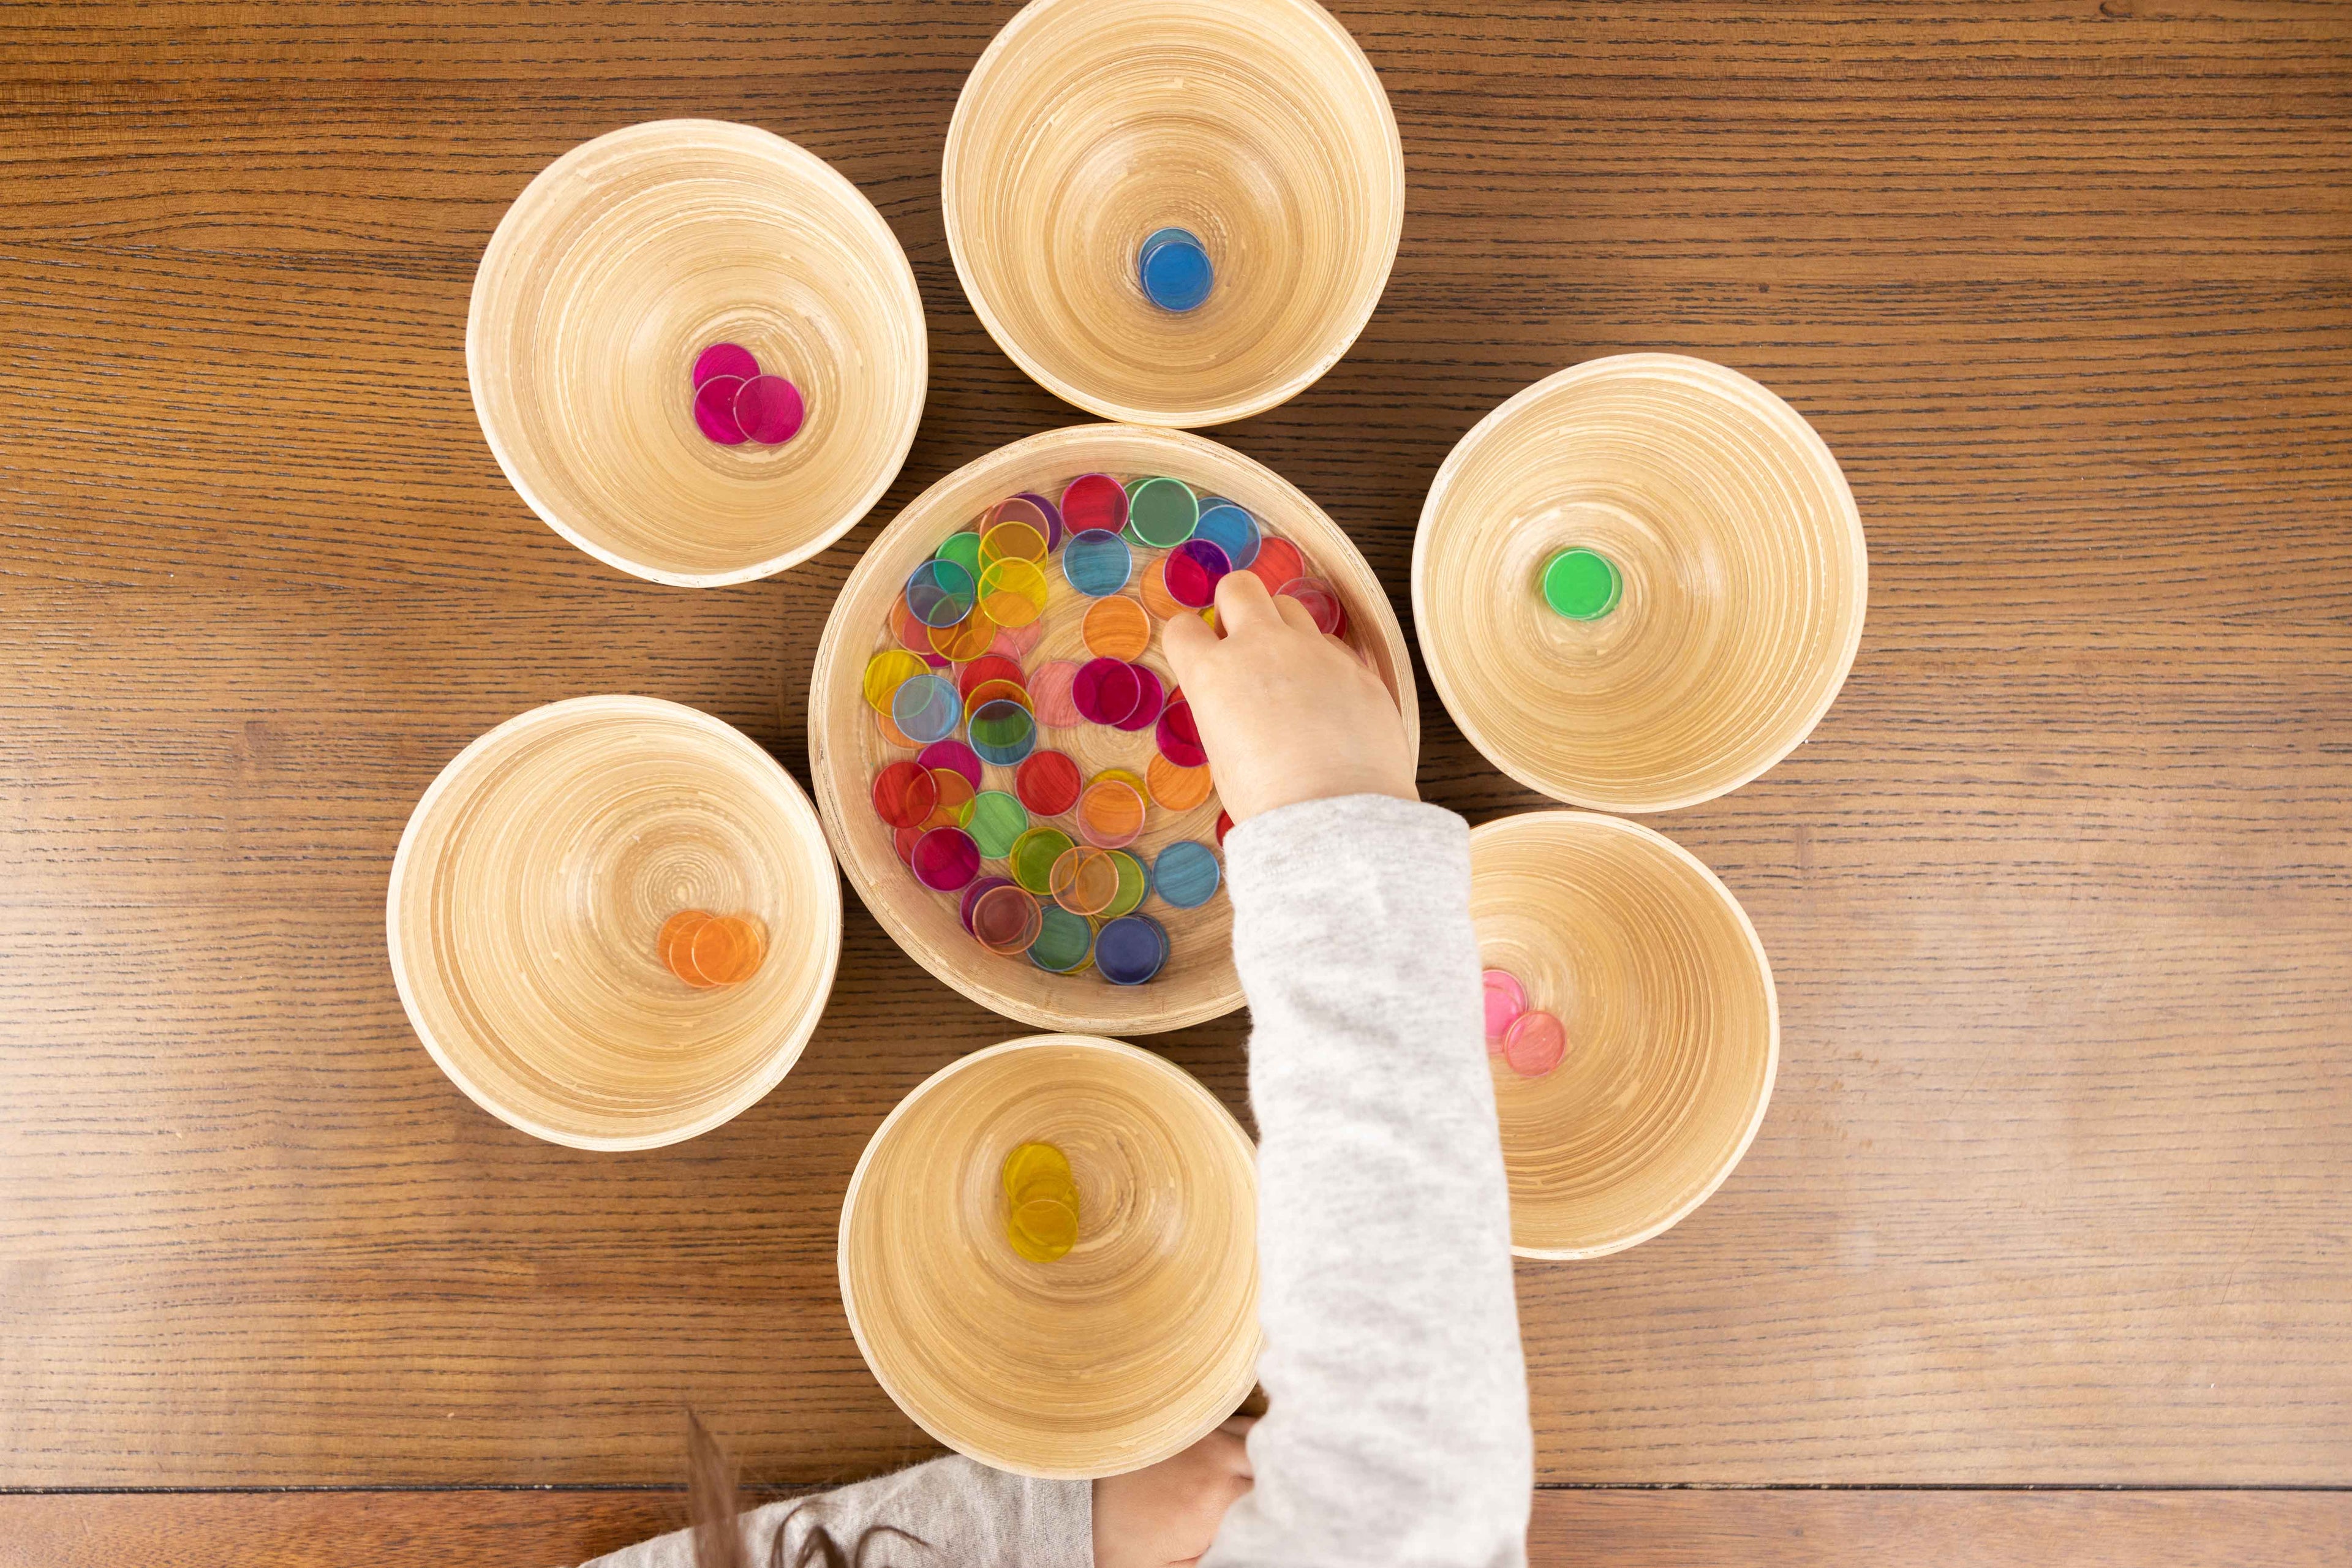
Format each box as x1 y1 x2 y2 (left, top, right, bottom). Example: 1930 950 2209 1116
957 653 1027 701
918 739 985 790
1061 473 1129 535
1246 535 1305 595
871 760 938 829
1015 750 1085 816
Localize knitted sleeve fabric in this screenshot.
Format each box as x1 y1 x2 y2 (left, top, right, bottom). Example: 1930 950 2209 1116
1202 794 1532 1568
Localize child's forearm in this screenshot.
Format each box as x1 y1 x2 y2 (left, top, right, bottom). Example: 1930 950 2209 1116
1207 794 1532 1568
579 1453 1088 1568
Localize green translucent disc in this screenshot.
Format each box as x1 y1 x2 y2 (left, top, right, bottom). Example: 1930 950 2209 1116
1541 548 1622 620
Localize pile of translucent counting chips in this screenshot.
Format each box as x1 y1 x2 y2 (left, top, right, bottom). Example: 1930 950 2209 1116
1002 1140 1080 1263
1482 968 1567 1078
863 471 1354 984
690 341 805 447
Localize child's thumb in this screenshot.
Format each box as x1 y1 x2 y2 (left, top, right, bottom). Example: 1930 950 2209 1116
1162 606 1215 685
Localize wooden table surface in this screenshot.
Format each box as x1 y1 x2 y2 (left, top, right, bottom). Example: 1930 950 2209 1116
3 0 2348 1561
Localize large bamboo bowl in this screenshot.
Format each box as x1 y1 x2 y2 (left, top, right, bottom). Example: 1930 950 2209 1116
943 0 1403 427
388 696 842 1150
809 423 1417 1035
1415 354 1868 812
1471 812 1776 1258
468 119 927 586
840 1035 1259 1478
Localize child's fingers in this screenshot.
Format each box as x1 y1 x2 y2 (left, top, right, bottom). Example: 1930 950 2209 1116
1210 567 1284 631
1161 601 1218 683
1271 591 1321 638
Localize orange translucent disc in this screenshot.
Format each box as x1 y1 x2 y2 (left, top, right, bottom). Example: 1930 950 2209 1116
1075 779 1147 849
1049 845 1122 916
659 910 715 987
688 914 768 987
1082 595 1152 661
1139 557 1185 620
891 595 938 655
929 605 998 662
1146 754 1215 812
875 706 921 748
964 677 1032 718
926 768 978 829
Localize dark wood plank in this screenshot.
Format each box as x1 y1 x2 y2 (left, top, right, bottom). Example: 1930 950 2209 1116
2 0 2349 1491
3 1487 2348 1568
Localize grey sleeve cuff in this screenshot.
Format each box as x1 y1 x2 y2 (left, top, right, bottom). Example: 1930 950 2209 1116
582 1457 1090 1568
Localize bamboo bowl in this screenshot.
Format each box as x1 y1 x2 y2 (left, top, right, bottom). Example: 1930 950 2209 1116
840 1035 1259 1478
468 119 927 586
1415 354 1868 812
808 423 1416 1035
943 0 1404 427
1471 812 1776 1258
387 696 842 1150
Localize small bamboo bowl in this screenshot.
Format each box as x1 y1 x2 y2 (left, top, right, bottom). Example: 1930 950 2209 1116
1415 353 1868 812
840 1035 1259 1478
1472 811 1776 1258
468 119 927 586
808 423 1417 1035
943 0 1404 427
387 696 842 1150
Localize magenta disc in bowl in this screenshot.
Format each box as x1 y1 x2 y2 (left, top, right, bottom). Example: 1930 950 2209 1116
1113 665 1166 733
1164 538 1231 608
1156 700 1207 768
692 341 760 388
1072 657 1143 727
693 375 750 445
735 375 806 445
911 827 982 892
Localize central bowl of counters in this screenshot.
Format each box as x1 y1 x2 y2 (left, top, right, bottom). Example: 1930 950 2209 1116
810 424 1416 1034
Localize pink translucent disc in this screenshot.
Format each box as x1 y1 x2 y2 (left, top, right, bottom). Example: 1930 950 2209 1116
693 375 749 445
918 739 986 790
734 375 805 445
1502 1010 1567 1077
1112 665 1165 733
1482 969 1527 1049
1027 660 1085 728
990 620 1045 660
1073 658 1142 726
692 342 759 388
1280 577 1347 636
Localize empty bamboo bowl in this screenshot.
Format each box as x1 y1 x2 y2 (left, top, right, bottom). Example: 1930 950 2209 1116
840 1035 1259 1477
468 119 927 586
387 696 842 1150
943 0 1403 427
1415 353 1868 812
1471 811 1776 1258
808 423 1416 1035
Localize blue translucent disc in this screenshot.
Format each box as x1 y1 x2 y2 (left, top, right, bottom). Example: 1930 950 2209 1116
1094 915 1169 986
1192 502 1261 568
891 673 962 745
1152 840 1222 909
1140 229 1215 312
1062 528 1133 597
969 698 1038 767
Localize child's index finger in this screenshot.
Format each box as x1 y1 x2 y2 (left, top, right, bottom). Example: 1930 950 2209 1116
1210 565 1284 631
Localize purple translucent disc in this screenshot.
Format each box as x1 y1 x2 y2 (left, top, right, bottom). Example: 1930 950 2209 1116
960 875 1017 935
693 375 749 445
734 375 805 445
919 739 986 790
1072 657 1143 726
1014 491 1066 551
911 827 982 892
1164 538 1231 608
1156 700 1208 768
692 342 760 388
1112 664 1165 733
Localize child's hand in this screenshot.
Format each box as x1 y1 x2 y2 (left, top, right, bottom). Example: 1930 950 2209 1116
1091 1417 1256 1568
1161 570 1416 824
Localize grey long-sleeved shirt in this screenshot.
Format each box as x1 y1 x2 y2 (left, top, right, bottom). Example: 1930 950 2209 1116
589 794 1531 1568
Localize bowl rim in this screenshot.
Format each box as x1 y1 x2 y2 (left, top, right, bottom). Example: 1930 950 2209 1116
385 693 843 1150
465 117 929 587
836 1032 1262 1478
1471 809 1780 1259
806 421 1420 1034
941 0 1405 428
1412 351 1869 813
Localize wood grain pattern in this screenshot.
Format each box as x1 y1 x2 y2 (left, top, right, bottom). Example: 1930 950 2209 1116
2 0 2348 1514
3 1487 2348 1568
